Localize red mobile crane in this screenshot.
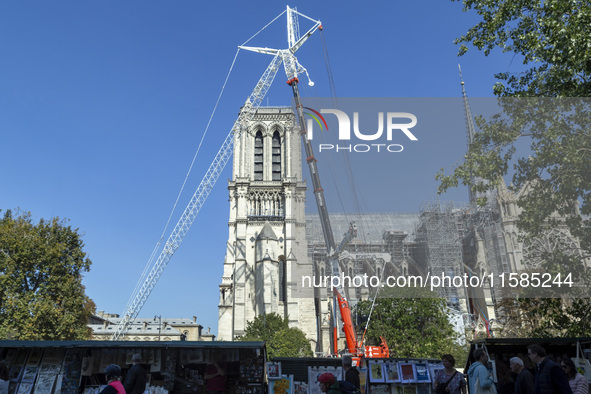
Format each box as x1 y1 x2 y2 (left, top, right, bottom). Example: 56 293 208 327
283 10 390 357
288 77 390 357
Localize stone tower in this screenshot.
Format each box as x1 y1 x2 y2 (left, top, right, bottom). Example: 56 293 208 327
218 107 317 345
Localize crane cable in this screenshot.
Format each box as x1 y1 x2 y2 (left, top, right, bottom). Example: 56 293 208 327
125 47 242 314
319 28 367 235
319 28 338 106
125 10 285 314
316 27 387 350
319 29 393 348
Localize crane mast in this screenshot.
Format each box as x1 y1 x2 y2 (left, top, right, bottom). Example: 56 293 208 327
280 9 388 358
278 7 360 356
111 54 283 340
113 6 385 357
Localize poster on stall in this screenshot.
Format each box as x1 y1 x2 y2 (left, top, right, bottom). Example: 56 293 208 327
20 366 37 383
293 381 307 394
268 375 293 394
399 363 417 383
402 385 417 394
415 363 430 383
33 371 57 394
384 361 400 383
80 354 93 377
267 362 282 379
15 381 33 394
369 360 385 383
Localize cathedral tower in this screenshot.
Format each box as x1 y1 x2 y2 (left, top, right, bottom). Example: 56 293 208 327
218 107 316 344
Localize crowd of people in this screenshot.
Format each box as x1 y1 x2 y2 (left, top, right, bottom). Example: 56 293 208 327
454 344 588 394
315 344 588 394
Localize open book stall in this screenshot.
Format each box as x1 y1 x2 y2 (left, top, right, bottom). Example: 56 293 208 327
269 357 442 394
270 357 344 394
366 358 442 394
0 340 266 394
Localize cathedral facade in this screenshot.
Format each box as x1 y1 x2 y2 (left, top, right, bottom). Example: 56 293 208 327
217 107 316 344
217 103 589 349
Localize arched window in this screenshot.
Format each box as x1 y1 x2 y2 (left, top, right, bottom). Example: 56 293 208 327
254 131 263 181
279 256 286 302
272 131 281 181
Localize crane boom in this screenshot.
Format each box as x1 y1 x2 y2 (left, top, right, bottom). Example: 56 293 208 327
111 53 283 340
280 8 388 357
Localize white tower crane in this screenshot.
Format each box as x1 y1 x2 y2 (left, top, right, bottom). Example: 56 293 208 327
112 6 321 340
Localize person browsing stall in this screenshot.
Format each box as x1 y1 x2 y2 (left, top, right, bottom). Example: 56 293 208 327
434 354 467 394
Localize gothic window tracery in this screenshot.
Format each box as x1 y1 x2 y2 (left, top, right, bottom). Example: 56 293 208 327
254 131 263 181
272 131 281 181
522 228 580 268
247 190 285 218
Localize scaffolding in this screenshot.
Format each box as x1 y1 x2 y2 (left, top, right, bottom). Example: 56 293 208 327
413 201 468 304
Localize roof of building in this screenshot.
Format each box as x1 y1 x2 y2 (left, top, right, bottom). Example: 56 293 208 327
306 212 420 243
89 316 202 336
89 323 182 336
0 340 265 349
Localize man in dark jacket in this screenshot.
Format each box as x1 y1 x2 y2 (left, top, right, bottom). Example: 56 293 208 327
510 357 534 394
343 355 360 389
124 353 147 394
527 344 572 394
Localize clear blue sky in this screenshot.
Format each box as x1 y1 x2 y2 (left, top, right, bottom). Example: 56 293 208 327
1 1 519 336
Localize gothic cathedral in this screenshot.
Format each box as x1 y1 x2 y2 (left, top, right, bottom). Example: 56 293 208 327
217 107 317 346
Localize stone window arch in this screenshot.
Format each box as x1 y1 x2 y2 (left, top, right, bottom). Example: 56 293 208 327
272 131 281 181
254 131 263 181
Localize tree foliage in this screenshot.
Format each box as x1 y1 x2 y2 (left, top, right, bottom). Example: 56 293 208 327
453 0 591 97
443 1 591 254
355 288 466 364
238 313 313 359
0 209 95 340
440 0 591 336
495 297 591 338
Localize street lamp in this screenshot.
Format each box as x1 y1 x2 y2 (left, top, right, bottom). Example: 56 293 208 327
154 315 162 341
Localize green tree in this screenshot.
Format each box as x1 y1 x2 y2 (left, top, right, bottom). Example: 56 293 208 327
443 0 591 252
453 0 591 97
356 288 466 364
495 297 591 338
238 313 313 359
0 209 95 340
439 0 591 336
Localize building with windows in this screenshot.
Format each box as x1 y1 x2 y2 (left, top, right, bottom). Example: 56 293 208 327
217 97 589 353
89 311 214 341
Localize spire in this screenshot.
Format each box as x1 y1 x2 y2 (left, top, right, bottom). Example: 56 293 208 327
459 64 477 147
459 65 481 204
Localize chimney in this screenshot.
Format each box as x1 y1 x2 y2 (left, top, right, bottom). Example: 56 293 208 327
192 316 197 323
